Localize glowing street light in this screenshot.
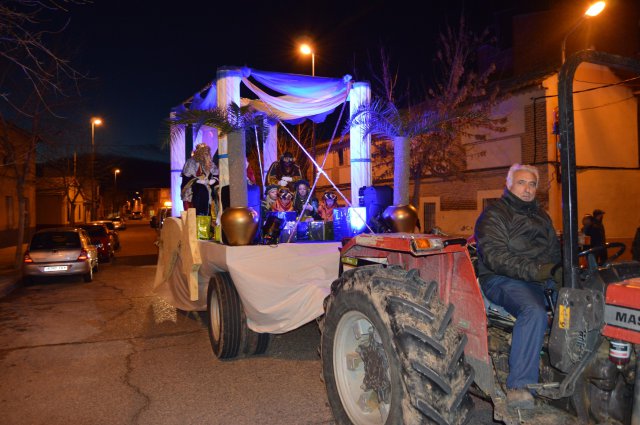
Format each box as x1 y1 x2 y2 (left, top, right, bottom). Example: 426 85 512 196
299 43 315 76
561 1 606 63
585 1 606 16
90 117 103 219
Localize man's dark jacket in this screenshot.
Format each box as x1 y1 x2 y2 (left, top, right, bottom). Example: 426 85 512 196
474 188 561 285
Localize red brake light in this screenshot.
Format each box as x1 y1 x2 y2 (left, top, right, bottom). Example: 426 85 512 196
23 251 33 263
77 249 88 261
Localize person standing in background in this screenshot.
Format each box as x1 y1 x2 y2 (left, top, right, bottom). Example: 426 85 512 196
589 209 607 264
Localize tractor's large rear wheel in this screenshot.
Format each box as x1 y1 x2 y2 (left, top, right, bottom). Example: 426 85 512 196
206 271 270 359
321 265 474 425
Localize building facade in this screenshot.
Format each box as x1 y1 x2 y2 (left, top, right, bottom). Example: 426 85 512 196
36 177 89 228
313 63 639 253
0 123 36 249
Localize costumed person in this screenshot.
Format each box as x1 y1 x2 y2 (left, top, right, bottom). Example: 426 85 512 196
260 184 281 244
181 143 218 214
261 184 279 221
318 190 339 221
246 159 256 185
273 188 294 212
266 152 303 192
180 143 218 239
293 179 319 221
246 159 257 185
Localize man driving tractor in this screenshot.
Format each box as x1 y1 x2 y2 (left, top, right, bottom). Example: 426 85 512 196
474 163 563 409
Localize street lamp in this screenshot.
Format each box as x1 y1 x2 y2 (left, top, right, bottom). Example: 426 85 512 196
299 42 317 176
90 117 103 219
113 169 120 215
561 1 606 64
299 43 315 76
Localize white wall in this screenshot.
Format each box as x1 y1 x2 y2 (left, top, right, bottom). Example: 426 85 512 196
463 92 540 170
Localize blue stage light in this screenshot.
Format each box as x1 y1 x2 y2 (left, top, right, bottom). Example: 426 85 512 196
348 207 367 234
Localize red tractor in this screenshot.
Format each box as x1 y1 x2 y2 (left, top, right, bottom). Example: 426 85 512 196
320 50 640 424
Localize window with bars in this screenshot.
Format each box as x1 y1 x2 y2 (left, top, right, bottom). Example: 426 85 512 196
422 202 436 233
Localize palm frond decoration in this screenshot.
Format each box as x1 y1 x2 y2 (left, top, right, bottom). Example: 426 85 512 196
169 102 274 142
168 102 278 208
346 98 441 142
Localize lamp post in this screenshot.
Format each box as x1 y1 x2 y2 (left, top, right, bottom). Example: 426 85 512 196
561 1 606 64
90 117 103 219
299 43 317 176
113 169 120 216
299 43 315 76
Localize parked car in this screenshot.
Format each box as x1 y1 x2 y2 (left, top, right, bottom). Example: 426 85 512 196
110 216 126 230
150 207 171 233
23 227 99 283
77 223 114 262
90 220 121 251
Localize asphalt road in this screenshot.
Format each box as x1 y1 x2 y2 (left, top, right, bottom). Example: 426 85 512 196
0 221 499 425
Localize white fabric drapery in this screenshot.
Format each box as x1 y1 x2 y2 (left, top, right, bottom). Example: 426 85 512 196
241 68 352 122
263 123 278 183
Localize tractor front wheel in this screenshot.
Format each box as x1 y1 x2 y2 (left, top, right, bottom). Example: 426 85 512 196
321 265 474 425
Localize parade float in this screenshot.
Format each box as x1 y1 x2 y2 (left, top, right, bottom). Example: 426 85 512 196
153 66 378 352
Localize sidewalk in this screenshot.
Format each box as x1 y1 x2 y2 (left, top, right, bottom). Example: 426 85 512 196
0 245 26 298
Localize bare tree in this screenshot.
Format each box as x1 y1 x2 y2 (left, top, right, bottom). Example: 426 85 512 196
353 18 506 212
410 17 506 206
348 47 441 207
0 0 85 268
0 0 85 113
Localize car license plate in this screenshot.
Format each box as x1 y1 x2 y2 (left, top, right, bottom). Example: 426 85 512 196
44 265 68 272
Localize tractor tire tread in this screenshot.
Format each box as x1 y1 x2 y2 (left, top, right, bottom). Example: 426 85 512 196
323 265 473 425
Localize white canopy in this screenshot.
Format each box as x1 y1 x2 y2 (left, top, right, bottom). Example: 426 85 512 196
170 66 371 216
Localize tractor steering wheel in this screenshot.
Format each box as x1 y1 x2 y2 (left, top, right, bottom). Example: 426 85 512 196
578 242 626 270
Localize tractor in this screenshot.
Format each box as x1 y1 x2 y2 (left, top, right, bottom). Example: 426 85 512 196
320 50 640 424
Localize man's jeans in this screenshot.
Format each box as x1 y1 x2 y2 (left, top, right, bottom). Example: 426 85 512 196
482 275 550 390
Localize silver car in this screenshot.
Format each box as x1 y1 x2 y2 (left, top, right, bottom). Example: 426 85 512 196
110 216 126 230
22 228 99 283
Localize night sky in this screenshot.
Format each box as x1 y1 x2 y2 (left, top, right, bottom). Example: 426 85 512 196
63 0 554 166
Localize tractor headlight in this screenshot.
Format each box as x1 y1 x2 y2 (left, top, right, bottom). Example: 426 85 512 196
411 238 444 253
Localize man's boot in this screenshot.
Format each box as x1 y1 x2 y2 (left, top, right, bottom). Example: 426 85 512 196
506 388 535 409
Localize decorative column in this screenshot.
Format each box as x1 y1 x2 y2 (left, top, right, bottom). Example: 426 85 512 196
383 136 417 232
217 68 258 245
349 81 372 206
170 119 185 218
216 67 242 188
